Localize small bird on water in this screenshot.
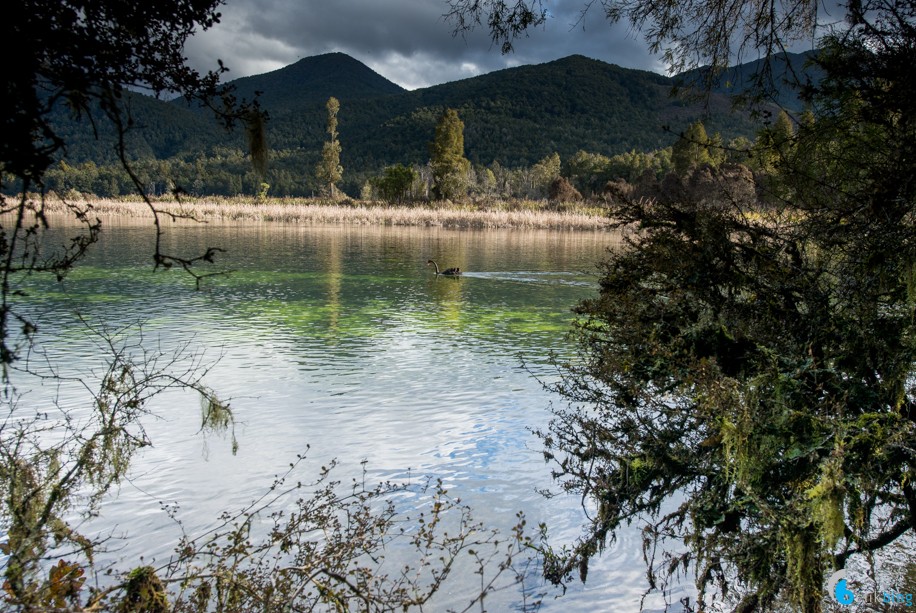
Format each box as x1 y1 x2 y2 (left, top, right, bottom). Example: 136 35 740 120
427 259 461 276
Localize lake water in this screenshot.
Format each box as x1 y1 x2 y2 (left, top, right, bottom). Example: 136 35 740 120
14 221 691 611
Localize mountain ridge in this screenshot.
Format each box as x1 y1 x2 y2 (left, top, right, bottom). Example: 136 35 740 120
674 50 820 110
222 52 407 109
209 51 762 168
45 51 809 195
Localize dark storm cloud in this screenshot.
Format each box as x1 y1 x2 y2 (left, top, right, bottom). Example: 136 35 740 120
184 0 664 89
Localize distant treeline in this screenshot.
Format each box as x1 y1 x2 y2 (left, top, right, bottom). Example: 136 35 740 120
24 146 667 201
10 112 795 205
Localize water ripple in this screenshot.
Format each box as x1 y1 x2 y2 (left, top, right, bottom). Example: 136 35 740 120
11 224 676 611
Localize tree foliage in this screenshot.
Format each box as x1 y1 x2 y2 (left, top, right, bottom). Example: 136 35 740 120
315 96 343 198
5 0 240 188
450 0 916 611
1 2 538 612
2 0 269 369
0 324 233 609
541 156 915 609
430 108 471 200
530 152 562 197
547 177 582 203
162 469 538 612
751 110 796 174
0 325 539 612
671 121 714 175
376 164 418 204
446 0 818 94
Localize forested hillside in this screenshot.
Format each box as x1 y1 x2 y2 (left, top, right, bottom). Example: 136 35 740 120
34 52 794 197
675 50 820 110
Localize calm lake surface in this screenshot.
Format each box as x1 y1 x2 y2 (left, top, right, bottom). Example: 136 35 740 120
17 221 690 611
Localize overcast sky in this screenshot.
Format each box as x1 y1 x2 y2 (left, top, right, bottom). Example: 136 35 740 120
183 0 666 90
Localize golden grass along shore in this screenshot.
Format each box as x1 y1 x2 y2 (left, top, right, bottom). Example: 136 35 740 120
34 196 615 230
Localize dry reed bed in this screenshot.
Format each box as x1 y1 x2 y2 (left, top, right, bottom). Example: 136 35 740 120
38 198 614 230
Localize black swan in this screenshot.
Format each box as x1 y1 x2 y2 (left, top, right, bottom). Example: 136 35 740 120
427 259 461 276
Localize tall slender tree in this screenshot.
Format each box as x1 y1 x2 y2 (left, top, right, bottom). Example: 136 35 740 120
315 96 343 198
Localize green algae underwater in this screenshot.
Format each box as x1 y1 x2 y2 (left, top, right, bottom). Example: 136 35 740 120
13 222 663 611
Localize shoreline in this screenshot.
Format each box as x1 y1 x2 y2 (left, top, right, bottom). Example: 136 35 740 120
32 196 615 231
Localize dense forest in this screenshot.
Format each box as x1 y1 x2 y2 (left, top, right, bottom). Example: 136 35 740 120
20 52 810 199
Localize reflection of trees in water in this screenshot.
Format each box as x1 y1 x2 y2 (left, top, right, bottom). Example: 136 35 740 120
324 231 342 338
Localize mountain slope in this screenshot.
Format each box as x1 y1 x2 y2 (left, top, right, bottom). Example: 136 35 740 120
372 55 678 165
258 54 760 170
50 52 775 183
223 52 406 110
675 50 821 110
49 89 230 165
